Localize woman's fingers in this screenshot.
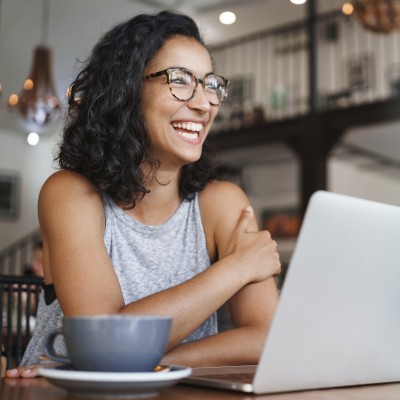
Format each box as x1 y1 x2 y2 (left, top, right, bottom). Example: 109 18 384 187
6 362 60 378
6 366 40 378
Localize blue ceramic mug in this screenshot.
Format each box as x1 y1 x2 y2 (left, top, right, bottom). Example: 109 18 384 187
44 314 172 372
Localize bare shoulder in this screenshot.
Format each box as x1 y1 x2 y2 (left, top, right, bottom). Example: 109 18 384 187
39 170 101 208
39 170 104 234
199 180 250 218
40 170 98 198
199 180 256 259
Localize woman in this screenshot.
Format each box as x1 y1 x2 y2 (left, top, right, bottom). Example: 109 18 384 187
7 10 280 378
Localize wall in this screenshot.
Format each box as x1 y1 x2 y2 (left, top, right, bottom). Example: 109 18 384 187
0 126 58 250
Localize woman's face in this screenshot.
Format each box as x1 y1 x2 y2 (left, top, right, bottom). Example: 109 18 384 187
141 36 219 169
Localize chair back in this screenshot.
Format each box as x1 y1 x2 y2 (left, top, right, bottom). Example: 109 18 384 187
0 275 43 374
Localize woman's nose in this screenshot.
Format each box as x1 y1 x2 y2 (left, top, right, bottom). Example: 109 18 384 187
187 84 212 112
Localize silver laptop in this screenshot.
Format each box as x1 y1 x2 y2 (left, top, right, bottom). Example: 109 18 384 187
183 190 400 394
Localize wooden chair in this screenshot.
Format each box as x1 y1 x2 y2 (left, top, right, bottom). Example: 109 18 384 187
1 344 6 377
0 275 43 375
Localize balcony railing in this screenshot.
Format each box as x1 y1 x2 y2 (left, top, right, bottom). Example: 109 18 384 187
210 9 400 134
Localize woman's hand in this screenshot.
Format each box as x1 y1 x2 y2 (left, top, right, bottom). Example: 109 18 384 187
227 206 281 284
6 365 42 378
6 361 61 378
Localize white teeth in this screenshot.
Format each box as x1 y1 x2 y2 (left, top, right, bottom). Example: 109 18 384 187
177 131 198 140
172 122 202 132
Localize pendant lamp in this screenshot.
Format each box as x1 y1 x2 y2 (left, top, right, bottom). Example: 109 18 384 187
9 0 62 130
354 0 400 33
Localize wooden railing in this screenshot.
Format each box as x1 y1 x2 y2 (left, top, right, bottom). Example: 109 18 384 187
1 275 44 371
0 229 41 275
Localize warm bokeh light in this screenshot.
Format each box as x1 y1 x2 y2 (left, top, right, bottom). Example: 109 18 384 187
219 11 237 25
23 79 34 90
8 93 19 106
27 132 40 146
342 2 354 15
66 85 72 99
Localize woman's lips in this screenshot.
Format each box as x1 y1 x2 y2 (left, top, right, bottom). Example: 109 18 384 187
171 121 204 143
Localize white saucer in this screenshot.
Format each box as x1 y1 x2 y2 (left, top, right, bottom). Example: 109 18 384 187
39 364 192 398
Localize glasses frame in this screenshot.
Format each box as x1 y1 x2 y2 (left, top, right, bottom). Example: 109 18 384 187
145 67 229 106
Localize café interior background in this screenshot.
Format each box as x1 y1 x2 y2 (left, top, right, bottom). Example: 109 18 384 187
0 0 399 264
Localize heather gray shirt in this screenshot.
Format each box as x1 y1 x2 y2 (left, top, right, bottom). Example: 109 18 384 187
21 192 217 366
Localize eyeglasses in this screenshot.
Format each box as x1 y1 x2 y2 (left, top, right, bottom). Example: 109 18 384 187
145 67 229 106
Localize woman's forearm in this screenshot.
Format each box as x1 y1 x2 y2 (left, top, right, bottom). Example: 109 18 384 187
161 324 268 367
119 255 249 350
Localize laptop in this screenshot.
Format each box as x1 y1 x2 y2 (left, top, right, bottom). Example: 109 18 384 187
183 190 400 394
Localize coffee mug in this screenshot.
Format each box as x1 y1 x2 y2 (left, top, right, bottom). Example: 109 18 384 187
44 314 172 372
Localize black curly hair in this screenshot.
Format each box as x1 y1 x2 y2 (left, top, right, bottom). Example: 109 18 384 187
56 11 217 208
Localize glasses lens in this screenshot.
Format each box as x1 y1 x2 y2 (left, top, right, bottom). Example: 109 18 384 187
168 69 195 101
204 75 227 105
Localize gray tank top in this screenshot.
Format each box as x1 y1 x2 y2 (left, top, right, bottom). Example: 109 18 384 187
21 192 217 366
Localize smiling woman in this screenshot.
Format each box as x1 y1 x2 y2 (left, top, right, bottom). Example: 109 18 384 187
7 10 280 378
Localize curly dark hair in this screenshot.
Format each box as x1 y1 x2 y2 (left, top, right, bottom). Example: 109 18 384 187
56 11 217 208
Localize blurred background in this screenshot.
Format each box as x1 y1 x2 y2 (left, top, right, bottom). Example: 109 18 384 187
0 0 399 273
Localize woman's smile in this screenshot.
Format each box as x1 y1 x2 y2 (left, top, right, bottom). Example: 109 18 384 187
171 121 204 144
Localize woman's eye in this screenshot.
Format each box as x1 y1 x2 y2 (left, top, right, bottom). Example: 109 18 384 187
170 72 191 85
171 77 187 85
205 76 220 89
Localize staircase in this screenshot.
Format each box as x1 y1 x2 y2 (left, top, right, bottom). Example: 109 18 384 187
0 229 42 275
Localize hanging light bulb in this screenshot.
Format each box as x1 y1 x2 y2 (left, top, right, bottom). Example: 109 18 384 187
9 0 62 130
27 132 40 146
354 0 400 33
13 45 62 128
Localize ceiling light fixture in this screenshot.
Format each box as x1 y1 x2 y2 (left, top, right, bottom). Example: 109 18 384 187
27 132 40 146
8 0 62 132
219 11 237 25
353 0 400 33
342 2 354 15
290 0 307 4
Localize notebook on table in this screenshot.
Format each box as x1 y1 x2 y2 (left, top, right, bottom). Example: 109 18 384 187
183 190 400 394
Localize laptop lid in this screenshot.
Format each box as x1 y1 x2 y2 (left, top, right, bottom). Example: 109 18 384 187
253 190 400 393
184 191 400 394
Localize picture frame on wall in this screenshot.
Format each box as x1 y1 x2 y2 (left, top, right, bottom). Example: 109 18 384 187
0 170 20 220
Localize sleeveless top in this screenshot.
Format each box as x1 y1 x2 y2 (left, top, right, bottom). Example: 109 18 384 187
20 192 217 366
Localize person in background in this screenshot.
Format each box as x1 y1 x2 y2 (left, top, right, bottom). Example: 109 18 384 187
7 10 280 378
23 240 44 279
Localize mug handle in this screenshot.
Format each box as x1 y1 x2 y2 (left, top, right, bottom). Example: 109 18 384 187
43 328 72 364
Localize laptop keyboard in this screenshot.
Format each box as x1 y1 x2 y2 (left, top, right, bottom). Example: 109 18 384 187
198 372 255 383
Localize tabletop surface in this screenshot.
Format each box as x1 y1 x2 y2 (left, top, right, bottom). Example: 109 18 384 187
2 377 400 400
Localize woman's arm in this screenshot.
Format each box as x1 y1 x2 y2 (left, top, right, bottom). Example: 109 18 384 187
6 177 279 378
39 172 279 354
161 181 280 366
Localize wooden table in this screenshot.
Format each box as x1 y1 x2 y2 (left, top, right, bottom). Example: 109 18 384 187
2 377 400 400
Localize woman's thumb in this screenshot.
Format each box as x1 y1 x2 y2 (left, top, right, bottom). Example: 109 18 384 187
235 206 254 233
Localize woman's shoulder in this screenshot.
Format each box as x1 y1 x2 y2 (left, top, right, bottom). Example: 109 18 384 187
42 169 92 187
199 180 251 225
41 170 99 197
199 180 255 260
199 180 249 209
39 170 102 211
